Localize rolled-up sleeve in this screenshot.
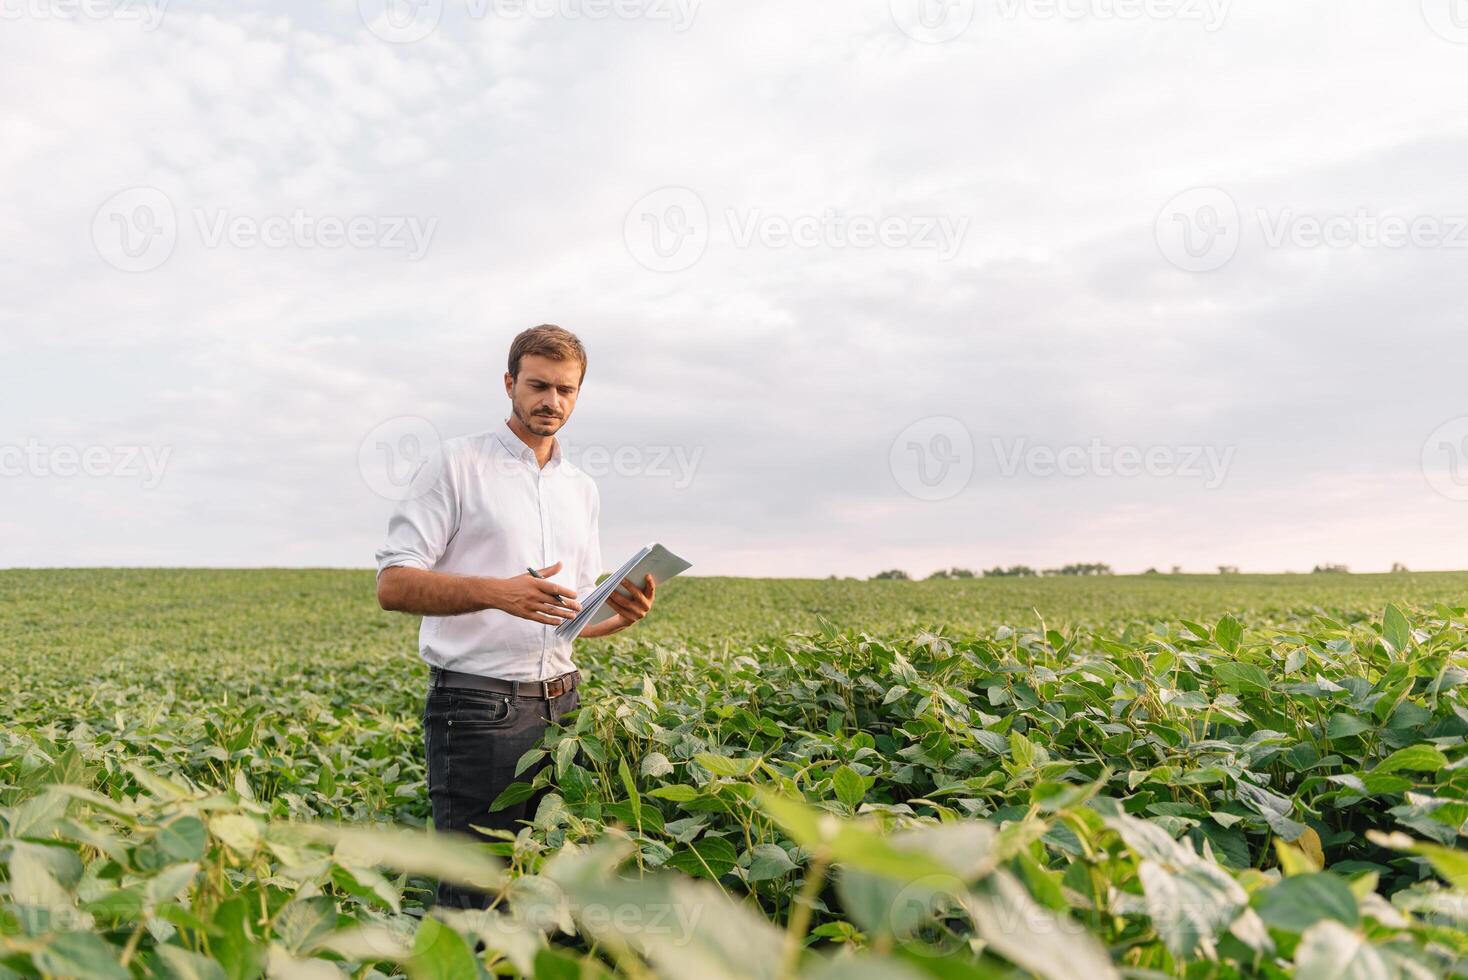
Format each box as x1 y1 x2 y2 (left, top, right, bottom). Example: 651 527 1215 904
374 447 458 581
578 484 602 595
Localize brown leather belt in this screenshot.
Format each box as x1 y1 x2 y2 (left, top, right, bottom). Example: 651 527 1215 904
429 666 579 700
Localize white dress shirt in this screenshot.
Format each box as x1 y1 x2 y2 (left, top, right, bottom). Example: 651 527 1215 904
374 421 602 681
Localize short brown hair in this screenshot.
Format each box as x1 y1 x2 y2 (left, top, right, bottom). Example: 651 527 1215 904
508 324 587 383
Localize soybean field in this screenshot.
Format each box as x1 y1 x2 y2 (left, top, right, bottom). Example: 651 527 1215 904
1 569 1466 978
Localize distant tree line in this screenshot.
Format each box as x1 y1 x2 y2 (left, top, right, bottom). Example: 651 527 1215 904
871 562 1114 581
866 561 1408 581
1041 563 1113 577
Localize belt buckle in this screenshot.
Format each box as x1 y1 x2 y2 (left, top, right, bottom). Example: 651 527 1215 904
541 678 554 699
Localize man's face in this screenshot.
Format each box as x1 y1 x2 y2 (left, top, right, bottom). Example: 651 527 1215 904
504 354 582 437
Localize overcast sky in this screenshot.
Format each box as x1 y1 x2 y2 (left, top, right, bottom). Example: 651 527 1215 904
3 0 1467 576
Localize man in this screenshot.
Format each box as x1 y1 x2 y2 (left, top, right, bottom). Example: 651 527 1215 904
375 324 656 909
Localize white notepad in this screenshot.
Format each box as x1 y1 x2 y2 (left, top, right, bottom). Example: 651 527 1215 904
554 542 691 640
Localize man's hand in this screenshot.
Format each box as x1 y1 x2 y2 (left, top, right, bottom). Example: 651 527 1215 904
376 562 582 622
494 561 582 626
608 574 656 625
580 574 656 638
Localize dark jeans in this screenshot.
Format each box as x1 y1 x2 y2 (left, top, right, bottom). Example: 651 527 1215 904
422 681 581 909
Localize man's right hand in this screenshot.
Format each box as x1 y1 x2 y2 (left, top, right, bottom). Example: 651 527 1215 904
492 561 582 626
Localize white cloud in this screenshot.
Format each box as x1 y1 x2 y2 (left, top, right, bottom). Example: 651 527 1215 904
2 1 1466 573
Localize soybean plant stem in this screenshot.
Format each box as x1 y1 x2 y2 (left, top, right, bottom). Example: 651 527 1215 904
780 852 829 979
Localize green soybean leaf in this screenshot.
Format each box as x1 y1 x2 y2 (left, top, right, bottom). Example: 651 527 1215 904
157 816 208 862
694 753 761 778
1293 920 1391 980
745 843 797 882
1367 831 1468 889
1382 604 1412 657
1215 615 1243 653
1374 744 1447 774
833 765 867 809
1326 714 1371 740
667 836 737 879
1214 661 1270 693
408 915 477 980
33 932 131 980
555 737 579 778
155 945 229 980
1254 873 1359 933
617 756 641 827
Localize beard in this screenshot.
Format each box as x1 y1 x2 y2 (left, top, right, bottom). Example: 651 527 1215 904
519 405 563 435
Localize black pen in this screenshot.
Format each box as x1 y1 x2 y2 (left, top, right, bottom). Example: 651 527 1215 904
526 566 567 605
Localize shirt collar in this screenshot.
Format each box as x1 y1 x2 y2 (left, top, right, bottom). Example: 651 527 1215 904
496 420 562 468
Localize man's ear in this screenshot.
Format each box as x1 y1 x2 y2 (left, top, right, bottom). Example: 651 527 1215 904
503 372 514 397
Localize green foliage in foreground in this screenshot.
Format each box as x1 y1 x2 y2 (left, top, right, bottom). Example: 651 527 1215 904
0 570 1466 977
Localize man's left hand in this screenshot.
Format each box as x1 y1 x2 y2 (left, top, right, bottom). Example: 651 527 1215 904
605 574 655 629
